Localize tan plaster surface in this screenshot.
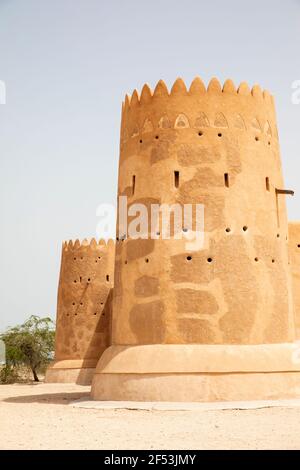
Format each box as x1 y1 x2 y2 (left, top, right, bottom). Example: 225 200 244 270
92 77 298 401
95 343 300 374
91 343 300 402
46 239 115 384
92 343 300 401
289 221 300 338
91 372 300 402
45 366 95 385
113 78 294 347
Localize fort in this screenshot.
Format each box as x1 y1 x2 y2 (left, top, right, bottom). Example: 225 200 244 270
46 76 300 402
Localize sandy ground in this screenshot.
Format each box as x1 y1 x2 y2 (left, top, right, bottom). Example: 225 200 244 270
1 383 300 450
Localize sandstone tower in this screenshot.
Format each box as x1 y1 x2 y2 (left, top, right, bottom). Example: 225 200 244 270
289 222 300 339
46 238 114 384
91 77 300 401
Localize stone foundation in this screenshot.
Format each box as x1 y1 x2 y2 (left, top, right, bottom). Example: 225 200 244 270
91 344 300 401
45 359 97 385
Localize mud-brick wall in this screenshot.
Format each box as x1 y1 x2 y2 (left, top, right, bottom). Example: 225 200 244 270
289 222 300 339
54 239 114 362
112 77 295 346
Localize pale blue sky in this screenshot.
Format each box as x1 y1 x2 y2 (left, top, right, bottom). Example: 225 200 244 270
1 0 300 330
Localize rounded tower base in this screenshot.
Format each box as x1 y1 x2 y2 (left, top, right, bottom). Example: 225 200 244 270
91 344 300 402
45 359 97 385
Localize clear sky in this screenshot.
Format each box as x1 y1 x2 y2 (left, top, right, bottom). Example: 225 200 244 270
1 0 300 330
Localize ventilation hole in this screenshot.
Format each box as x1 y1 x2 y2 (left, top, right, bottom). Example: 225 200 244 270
297 244 300 248
98 256 101 259
255 257 259 262
186 256 192 261
139 139 143 144
79 276 82 283
74 280 77 283
94 313 97 315
116 237 119 241
277 234 280 238
266 177 270 191
225 228 231 233
174 170 179 188
81 257 83 260
255 136 259 141
155 135 159 139
75 313 78 316
224 173 229 188
272 259 275 263
73 257 76 261
132 175 136 196
72 302 75 306
125 260 128 264
100 302 104 305
95 260 98 263
88 278 91 282
207 258 213 263
145 258 149 263
106 274 109 281
243 226 248 232
218 133 222 137
80 302 83 306
66 313 69 317
198 131 203 136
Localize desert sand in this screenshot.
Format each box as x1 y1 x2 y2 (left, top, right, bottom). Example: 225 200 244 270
0 383 300 450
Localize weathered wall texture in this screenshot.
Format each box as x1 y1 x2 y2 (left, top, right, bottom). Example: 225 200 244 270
112 77 295 346
289 222 300 339
53 238 114 364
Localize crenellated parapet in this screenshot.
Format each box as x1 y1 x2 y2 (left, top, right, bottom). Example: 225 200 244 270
120 77 277 153
62 238 115 251
58 238 114 299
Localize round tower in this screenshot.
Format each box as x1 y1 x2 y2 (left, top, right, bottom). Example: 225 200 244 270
46 238 114 384
289 222 300 339
92 77 300 401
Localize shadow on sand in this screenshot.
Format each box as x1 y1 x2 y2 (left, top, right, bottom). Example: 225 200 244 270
4 391 90 405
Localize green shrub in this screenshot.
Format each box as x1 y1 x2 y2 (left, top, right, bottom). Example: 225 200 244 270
0 316 55 382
